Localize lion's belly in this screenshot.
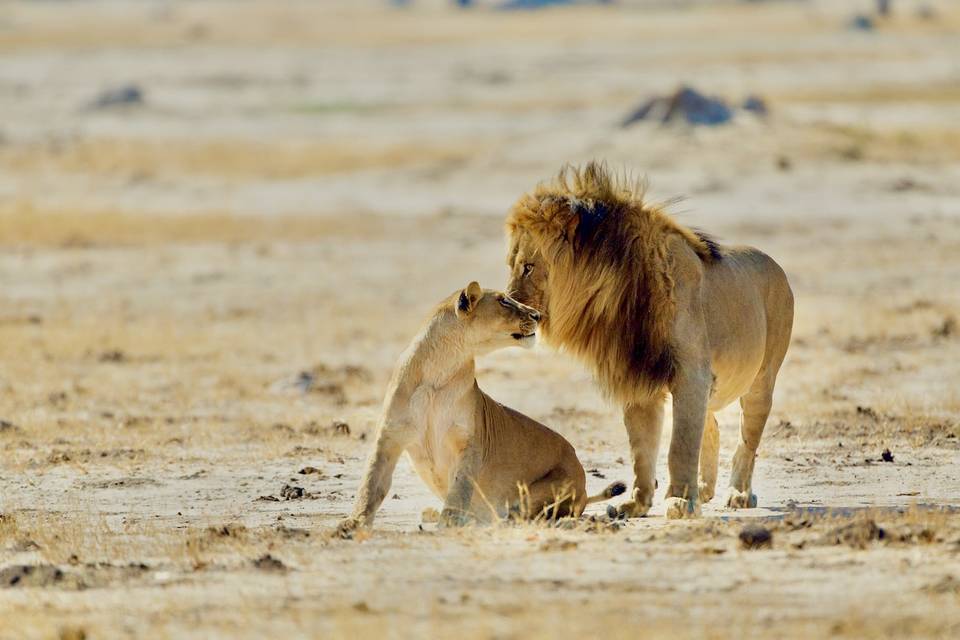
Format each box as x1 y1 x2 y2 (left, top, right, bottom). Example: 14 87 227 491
708 352 765 410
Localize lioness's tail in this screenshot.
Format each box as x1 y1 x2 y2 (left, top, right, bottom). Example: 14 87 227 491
585 481 627 504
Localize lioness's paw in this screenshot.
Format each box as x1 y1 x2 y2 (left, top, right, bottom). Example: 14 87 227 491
725 488 758 509
698 481 716 504
664 497 701 519
334 517 363 539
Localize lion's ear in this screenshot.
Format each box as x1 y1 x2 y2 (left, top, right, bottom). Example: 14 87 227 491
456 281 483 317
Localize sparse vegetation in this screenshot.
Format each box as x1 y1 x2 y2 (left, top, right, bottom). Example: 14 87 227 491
2 0 960 638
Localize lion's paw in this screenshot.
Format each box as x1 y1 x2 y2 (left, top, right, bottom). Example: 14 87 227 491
615 500 651 519
664 497 701 520
698 481 715 504
438 508 470 529
725 488 758 509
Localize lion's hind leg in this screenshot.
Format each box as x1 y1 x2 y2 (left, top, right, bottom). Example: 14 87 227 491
513 465 587 521
727 265 793 510
698 412 719 504
726 384 771 509
726 332 790 510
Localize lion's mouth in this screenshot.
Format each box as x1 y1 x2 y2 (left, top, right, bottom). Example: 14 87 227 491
511 332 536 341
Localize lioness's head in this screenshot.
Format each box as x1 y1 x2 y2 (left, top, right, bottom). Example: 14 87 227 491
454 281 540 354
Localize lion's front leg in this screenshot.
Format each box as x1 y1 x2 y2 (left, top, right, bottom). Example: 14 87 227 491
338 424 410 536
440 438 484 527
665 362 711 519
618 399 664 518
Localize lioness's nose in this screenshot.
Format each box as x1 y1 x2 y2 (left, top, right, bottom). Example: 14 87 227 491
530 310 541 322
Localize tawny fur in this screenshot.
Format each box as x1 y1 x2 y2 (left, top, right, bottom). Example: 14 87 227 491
505 162 794 519
337 282 624 533
506 162 719 403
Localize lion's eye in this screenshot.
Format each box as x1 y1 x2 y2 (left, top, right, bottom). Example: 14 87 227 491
498 298 511 309
522 263 534 277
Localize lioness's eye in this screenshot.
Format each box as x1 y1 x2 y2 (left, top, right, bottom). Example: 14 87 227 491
498 298 511 309
522 264 534 277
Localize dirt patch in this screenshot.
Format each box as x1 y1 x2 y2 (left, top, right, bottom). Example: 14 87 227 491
84 477 161 489
251 554 287 572
1 1 960 637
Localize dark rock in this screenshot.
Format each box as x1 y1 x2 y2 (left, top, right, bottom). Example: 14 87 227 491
499 0 579 9
88 85 145 109
280 484 305 500
622 86 733 127
739 524 773 549
848 15 875 31
298 466 324 475
252 554 287 572
742 95 768 116
881 448 894 463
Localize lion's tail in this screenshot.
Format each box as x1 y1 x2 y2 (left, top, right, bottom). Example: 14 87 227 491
585 480 627 504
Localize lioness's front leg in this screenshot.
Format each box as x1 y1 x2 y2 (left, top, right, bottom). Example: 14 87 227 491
664 361 711 519
618 399 664 518
337 424 410 536
440 437 484 527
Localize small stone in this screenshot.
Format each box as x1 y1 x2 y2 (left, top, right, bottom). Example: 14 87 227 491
251 554 286 572
298 466 323 475
280 484 304 500
739 524 773 550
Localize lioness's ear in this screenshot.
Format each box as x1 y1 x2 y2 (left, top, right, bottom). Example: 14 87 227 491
456 281 482 317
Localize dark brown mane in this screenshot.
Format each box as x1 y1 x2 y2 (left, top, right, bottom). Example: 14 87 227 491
506 161 720 402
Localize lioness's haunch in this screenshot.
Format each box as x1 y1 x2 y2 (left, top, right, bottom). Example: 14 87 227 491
506 162 794 519
337 282 624 533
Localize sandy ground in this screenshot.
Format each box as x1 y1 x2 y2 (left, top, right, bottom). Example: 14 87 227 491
1 0 960 638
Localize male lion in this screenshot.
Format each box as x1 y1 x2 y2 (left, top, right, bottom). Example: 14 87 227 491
505 162 793 519
337 281 625 533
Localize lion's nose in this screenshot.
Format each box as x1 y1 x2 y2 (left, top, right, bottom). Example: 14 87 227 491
530 310 541 322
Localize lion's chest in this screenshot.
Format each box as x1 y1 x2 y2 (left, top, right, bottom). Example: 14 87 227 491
404 386 475 499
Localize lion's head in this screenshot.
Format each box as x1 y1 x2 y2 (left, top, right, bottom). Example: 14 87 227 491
505 162 719 403
453 281 541 355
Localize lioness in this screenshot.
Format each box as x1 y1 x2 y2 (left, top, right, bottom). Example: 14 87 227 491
337 282 624 532
505 162 794 519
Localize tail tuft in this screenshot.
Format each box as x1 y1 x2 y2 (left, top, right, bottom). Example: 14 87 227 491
586 480 628 504
608 481 627 498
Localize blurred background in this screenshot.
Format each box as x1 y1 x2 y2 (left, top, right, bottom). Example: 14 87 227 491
2 2 960 636
2 0 958 224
